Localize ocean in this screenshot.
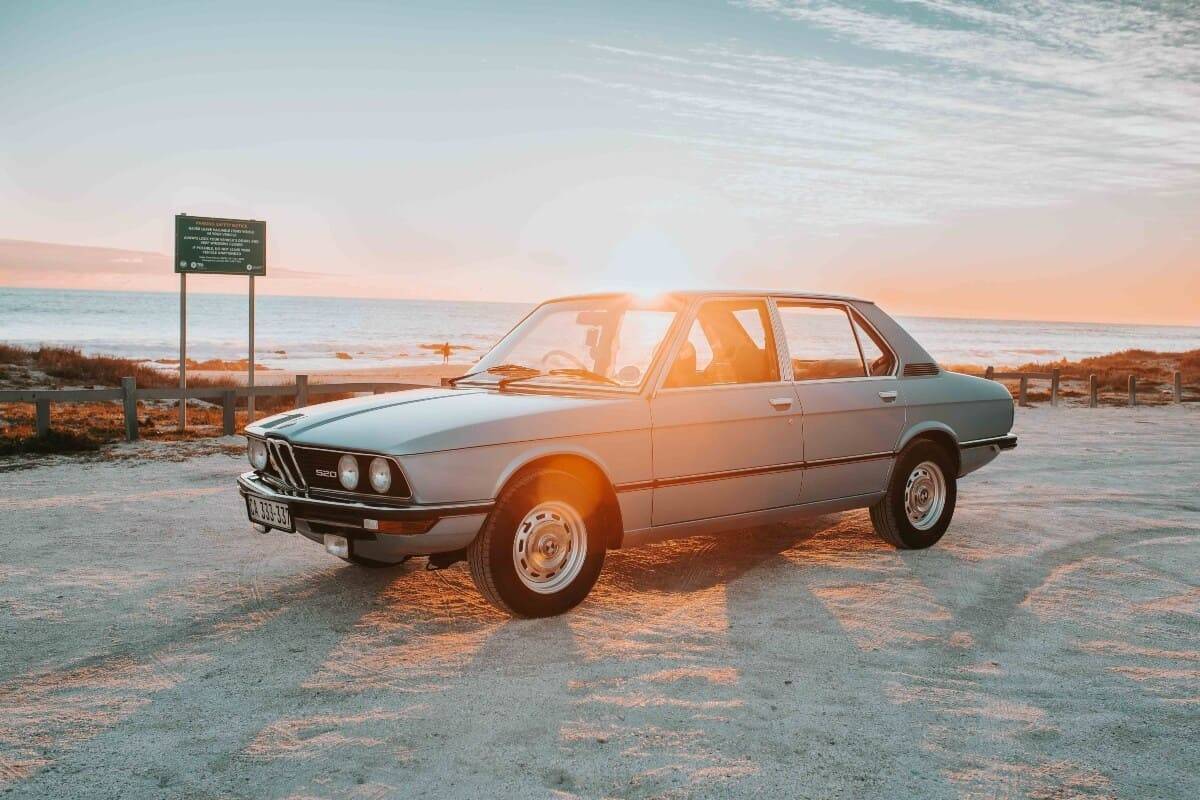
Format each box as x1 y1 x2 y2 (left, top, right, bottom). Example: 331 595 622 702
1 287 1196 373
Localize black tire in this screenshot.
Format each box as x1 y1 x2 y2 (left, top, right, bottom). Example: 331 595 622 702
467 468 607 618
870 440 957 549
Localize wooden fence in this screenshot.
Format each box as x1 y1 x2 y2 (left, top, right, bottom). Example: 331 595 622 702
984 367 1188 408
0 375 423 441
2 368 1191 444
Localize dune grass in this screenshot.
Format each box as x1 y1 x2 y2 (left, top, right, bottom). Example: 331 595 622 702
2 343 1196 456
0 343 233 389
1013 348 1199 391
0 345 324 454
0 428 102 456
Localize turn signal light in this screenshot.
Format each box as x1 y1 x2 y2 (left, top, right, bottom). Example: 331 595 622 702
362 518 436 535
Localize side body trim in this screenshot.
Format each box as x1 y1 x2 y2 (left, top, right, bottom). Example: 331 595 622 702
614 450 895 493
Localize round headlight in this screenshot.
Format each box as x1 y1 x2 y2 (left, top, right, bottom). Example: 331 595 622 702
337 454 359 490
248 439 269 470
368 457 392 493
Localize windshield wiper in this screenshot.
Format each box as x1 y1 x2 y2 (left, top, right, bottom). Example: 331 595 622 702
498 367 619 391
445 363 539 387
546 368 620 386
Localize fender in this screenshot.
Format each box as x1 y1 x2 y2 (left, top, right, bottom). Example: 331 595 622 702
491 442 640 546
490 441 622 501
888 420 962 483
896 419 959 452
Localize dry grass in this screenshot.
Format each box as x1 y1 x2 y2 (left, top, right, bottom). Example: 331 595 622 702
948 348 1199 404
0 428 101 456
0 344 230 390
0 345 343 454
1014 348 1199 391
0 401 258 446
3 344 1197 454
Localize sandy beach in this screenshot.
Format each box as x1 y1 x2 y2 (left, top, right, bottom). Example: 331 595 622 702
1 405 1197 799
186 362 470 387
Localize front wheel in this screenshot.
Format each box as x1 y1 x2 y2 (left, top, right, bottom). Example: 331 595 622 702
467 468 606 617
870 440 957 549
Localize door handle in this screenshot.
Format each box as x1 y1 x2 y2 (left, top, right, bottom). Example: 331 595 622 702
768 397 793 410
878 390 898 403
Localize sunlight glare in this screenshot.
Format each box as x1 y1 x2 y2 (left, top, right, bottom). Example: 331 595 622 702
606 228 705 296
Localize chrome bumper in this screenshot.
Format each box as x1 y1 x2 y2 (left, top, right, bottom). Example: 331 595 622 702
960 434 1018 451
238 474 492 537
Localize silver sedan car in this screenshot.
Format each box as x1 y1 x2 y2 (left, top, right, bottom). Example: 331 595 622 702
239 291 1016 617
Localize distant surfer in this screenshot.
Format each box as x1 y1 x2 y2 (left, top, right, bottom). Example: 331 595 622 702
438 342 452 364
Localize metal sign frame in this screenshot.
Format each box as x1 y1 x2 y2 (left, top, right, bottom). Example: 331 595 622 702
174 213 267 430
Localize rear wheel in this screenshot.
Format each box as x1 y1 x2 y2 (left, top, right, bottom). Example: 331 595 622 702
467 468 606 617
870 440 957 549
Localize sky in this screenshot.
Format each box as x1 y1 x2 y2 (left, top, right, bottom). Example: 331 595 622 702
1 0 1198 325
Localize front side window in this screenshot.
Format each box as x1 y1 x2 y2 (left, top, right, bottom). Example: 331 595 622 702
663 299 779 388
777 303 870 381
464 295 680 390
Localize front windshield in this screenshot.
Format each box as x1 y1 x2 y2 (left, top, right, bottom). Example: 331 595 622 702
463 295 681 390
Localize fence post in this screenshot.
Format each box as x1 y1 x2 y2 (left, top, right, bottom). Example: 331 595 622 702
121 377 138 442
296 374 309 409
35 399 50 437
1088 374 1098 408
1128 375 1136 407
984 366 994 381
222 390 236 435
1018 375 1029 407
1174 371 1183 404
1050 368 1060 407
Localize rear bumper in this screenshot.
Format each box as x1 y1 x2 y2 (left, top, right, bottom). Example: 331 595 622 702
960 434 1017 451
237 471 491 556
957 434 1017 478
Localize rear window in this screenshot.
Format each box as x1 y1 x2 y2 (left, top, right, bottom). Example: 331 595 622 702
776 304 867 381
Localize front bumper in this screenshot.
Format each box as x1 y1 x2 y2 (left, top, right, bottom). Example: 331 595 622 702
237 471 492 556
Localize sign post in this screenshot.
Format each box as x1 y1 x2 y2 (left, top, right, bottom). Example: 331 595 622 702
179 272 187 429
174 214 267 431
248 275 255 421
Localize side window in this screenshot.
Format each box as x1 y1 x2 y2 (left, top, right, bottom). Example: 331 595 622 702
777 304 867 381
611 309 676 385
850 312 896 377
664 299 779 388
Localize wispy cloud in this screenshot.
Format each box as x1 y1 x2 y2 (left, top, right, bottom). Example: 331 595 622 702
572 1 1200 229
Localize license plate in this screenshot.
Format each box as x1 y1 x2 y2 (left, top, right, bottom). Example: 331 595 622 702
246 495 293 532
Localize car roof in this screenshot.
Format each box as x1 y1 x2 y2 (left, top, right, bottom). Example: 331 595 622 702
545 289 872 304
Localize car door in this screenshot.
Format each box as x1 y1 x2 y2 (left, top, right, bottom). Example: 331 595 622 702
649 297 804 526
775 300 906 502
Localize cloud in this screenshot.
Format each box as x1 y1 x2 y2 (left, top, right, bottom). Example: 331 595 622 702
570 1 1200 229
0 240 326 279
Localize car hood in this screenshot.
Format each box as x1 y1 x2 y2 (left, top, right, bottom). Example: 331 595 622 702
246 386 649 455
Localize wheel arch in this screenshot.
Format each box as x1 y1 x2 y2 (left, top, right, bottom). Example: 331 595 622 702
896 422 961 476
493 449 624 550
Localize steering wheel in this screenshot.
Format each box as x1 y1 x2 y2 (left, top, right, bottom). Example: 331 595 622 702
541 349 589 371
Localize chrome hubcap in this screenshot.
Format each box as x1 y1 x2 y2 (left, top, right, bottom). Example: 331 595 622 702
513 500 587 594
904 460 946 531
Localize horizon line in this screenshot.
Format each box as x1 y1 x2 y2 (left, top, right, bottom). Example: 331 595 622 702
1 283 1198 332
